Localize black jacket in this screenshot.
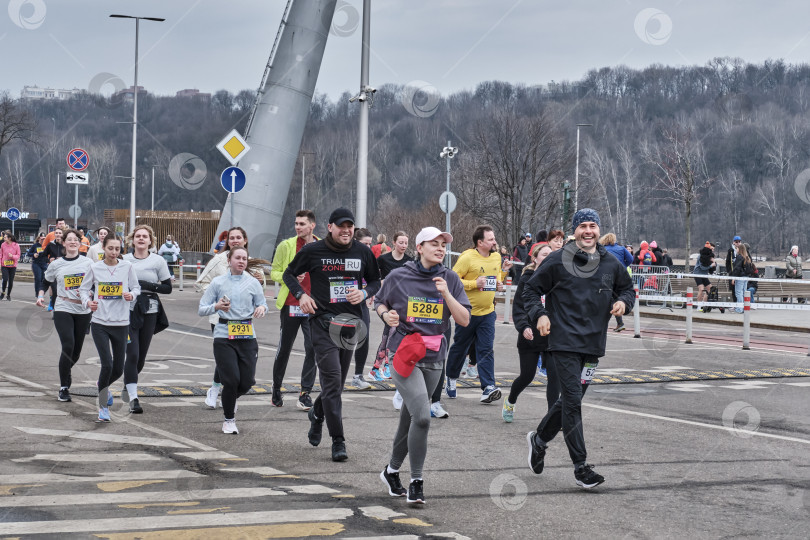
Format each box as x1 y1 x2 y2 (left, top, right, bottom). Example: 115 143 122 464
512 267 548 353
523 243 635 357
513 244 529 264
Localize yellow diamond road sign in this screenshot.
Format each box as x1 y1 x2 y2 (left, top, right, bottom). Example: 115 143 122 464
216 129 251 166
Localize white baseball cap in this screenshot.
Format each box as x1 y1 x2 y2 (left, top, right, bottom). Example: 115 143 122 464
415 227 453 245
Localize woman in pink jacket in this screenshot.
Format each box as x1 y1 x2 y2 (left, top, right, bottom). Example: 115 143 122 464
1 232 21 300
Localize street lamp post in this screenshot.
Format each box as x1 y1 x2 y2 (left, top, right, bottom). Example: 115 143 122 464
440 141 458 267
110 14 165 232
574 123 592 215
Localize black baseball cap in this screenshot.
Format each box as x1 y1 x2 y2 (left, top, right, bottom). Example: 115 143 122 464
329 207 355 226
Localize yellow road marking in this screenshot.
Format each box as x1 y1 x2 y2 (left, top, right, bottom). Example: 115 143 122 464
118 502 198 509
97 480 166 492
332 494 355 498
0 484 43 496
394 517 432 527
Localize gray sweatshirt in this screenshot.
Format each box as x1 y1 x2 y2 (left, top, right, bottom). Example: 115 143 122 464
198 272 268 339
44 255 93 315
78 259 141 326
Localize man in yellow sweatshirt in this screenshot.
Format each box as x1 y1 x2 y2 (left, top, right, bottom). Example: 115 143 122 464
445 225 511 403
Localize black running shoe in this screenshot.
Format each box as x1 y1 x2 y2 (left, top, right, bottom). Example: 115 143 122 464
296 391 313 411
575 464 605 489
58 388 71 402
271 386 283 407
331 437 348 462
380 467 407 497
527 431 547 474
407 479 425 504
307 407 323 447
129 398 143 414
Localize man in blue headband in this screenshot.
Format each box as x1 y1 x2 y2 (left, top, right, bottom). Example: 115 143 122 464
522 208 635 489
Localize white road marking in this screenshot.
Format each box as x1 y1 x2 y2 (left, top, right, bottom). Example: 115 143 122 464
1 508 354 535
0 469 201 484
0 388 46 397
280 484 340 494
14 427 189 448
716 381 779 389
164 327 304 355
584 402 810 445
219 466 285 476
149 401 198 407
784 382 810 386
0 371 48 389
360 506 407 520
174 451 237 460
12 452 160 463
1 487 284 507
0 408 68 416
666 383 715 392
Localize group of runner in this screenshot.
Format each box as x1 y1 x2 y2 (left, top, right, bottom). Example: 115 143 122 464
36 205 633 503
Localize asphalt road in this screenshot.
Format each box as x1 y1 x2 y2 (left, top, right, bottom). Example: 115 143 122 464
2 289 809 539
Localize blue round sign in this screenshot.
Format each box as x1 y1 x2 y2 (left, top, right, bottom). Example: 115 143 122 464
220 166 246 193
6 207 20 221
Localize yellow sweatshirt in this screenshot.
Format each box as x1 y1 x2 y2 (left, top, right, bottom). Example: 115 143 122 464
452 248 507 316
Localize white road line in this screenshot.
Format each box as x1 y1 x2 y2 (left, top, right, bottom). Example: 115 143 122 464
0 469 201 484
785 382 810 386
0 371 48 389
174 451 237 460
584 403 810 445
280 484 340 494
219 466 285 476
12 452 160 463
14 427 189 448
359 506 407 520
0 389 46 397
0 408 68 416
149 401 198 407
164 328 304 356
1 487 284 507
1 507 354 535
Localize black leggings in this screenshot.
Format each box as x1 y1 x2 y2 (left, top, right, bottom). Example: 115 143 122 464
54 311 92 388
1 267 17 296
213 338 258 419
509 348 540 405
92 324 129 405
210 323 222 384
354 305 370 375
125 313 158 385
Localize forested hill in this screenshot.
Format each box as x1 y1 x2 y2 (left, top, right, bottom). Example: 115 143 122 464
4 57 810 258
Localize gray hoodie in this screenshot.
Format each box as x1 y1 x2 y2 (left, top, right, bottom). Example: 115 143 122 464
79 259 141 326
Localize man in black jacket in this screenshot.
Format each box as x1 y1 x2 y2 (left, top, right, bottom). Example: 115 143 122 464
522 208 634 489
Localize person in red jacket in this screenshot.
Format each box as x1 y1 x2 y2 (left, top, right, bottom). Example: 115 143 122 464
635 241 657 266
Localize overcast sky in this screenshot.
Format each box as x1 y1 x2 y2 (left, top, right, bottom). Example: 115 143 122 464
3 1 810 100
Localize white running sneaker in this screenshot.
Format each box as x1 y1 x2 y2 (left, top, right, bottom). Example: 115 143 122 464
352 374 371 389
392 390 403 411
205 385 220 409
430 402 449 418
466 364 479 379
222 419 238 434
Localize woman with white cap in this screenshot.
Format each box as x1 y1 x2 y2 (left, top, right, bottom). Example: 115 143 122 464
784 245 804 303
374 226 471 505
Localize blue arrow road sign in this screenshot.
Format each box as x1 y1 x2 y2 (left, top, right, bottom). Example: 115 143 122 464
220 166 246 194
6 207 20 221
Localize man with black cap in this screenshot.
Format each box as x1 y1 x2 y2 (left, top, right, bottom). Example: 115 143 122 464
523 208 634 489
726 236 742 301
283 207 381 462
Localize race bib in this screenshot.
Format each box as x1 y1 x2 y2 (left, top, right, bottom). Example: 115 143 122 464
482 275 497 291
3 260 13 267
329 279 358 303
97 253 104 261
289 305 308 317
227 319 253 339
36 247 43 253
97 282 123 299
63 273 85 290
406 296 444 324
581 362 598 384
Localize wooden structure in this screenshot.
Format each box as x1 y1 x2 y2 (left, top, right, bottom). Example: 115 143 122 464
103 210 220 252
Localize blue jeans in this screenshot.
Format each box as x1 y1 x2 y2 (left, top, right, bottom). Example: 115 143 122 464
734 279 748 312
32 264 46 298
445 311 497 390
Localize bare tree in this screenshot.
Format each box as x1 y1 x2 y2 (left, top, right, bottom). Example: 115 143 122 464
456 108 571 249
643 125 712 270
0 93 37 161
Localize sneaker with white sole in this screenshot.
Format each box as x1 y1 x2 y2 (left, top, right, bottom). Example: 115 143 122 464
368 368 384 381
575 463 605 489
392 390 403 411
205 385 220 409
98 408 111 422
445 378 457 399
352 374 371 389
502 397 515 422
407 479 425 504
430 402 449 418
480 385 501 403
466 364 479 379
380 467 407 497
222 419 238 434
381 362 392 379
297 391 313 411
527 431 547 474
58 388 71 402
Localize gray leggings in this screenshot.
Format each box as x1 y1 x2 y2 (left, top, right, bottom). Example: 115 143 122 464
389 360 443 480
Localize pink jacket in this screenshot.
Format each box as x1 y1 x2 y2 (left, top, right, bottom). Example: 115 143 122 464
1 242 20 268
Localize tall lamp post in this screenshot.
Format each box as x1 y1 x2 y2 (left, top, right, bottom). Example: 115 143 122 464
440 142 458 267
574 123 592 215
110 14 165 232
